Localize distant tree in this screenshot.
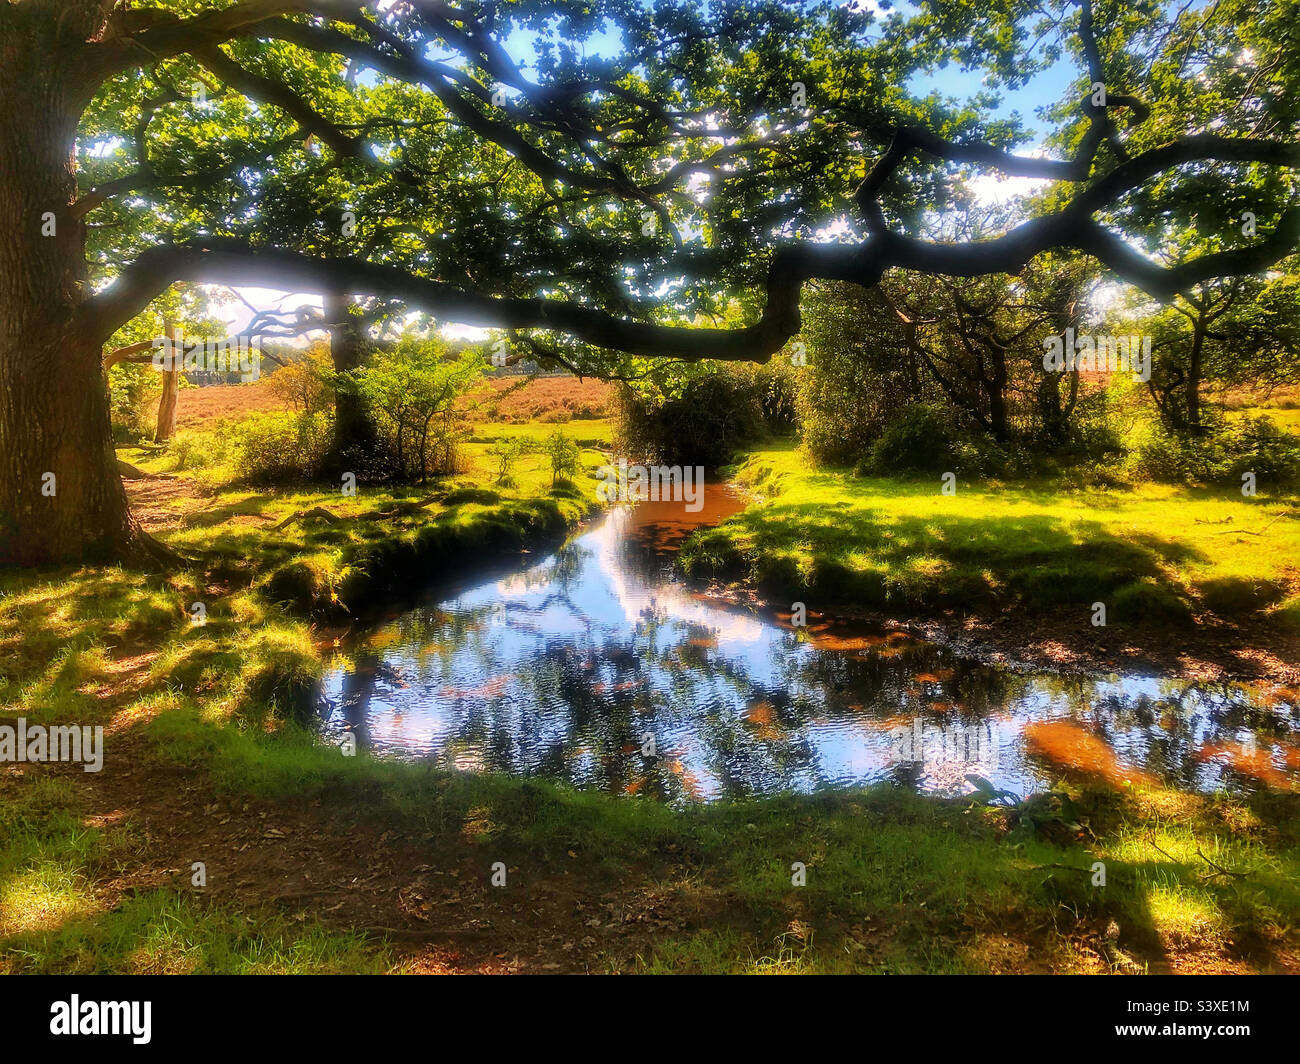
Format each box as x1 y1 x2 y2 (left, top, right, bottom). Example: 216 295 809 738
1136 270 1300 435
267 342 333 415
800 249 1096 455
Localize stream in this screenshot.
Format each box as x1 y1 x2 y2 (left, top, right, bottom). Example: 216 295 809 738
319 486 1300 802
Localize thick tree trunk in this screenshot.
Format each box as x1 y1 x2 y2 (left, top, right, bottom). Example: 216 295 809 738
0 30 161 567
324 291 383 477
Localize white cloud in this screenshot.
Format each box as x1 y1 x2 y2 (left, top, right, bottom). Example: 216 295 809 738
966 171 1052 205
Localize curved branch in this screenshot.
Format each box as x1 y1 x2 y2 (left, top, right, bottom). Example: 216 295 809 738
192 45 366 160
89 1 369 82
79 238 819 360
78 194 1300 367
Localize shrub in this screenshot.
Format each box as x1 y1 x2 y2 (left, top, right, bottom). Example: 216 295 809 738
796 283 927 466
168 427 233 472
108 362 160 441
741 360 800 435
352 338 482 483
543 428 582 486
232 412 333 484
266 344 333 414
1059 388 1126 464
1223 416 1300 488
1134 415 1300 489
487 435 531 485
863 405 960 475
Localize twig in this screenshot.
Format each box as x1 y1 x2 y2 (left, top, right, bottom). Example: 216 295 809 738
1213 508 1299 536
1144 833 1180 863
1194 844 1248 880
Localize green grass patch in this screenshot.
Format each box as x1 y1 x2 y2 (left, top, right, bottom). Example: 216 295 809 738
680 446 1300 625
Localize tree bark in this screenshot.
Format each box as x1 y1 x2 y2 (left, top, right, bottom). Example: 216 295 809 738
324 290 383 476
1185 309 1207 436
0 27 162 567
154 324 180 444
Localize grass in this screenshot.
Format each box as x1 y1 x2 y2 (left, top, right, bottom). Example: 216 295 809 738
5 604 1298 972
119 417 612 618
7 701 1297 972
678 445 1300 627
2 403 1298 973
2 415 617 973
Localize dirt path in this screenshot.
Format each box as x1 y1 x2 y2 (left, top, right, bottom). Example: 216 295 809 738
27 731 716 974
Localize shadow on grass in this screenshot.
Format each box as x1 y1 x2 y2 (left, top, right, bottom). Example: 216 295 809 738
684 500 1206 621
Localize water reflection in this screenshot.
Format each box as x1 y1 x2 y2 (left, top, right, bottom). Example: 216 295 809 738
320 488 1300 802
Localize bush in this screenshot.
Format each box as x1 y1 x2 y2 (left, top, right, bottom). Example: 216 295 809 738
1059 389 1126 464
796 283 927 466
1134 415 1300 489
746 360 800 435
863 405 960 475
614 366 768 467
232 412 333 485
168 427 233 472
1224 417 1300 488
108 362 160 442
266 344 333 414
543 428 581 486
352 338 481 483
487 435 531 485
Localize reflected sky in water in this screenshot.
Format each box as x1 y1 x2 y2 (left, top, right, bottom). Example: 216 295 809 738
320 488 1300 802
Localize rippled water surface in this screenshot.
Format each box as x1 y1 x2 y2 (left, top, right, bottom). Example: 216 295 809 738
320 487 1300 801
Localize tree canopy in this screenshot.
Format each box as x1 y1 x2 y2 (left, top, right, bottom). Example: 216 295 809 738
72 0 1300 365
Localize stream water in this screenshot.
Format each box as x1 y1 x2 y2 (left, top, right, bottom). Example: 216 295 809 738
319 486 1300 802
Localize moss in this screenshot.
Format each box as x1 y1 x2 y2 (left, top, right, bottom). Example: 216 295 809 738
1110 580 1194 626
